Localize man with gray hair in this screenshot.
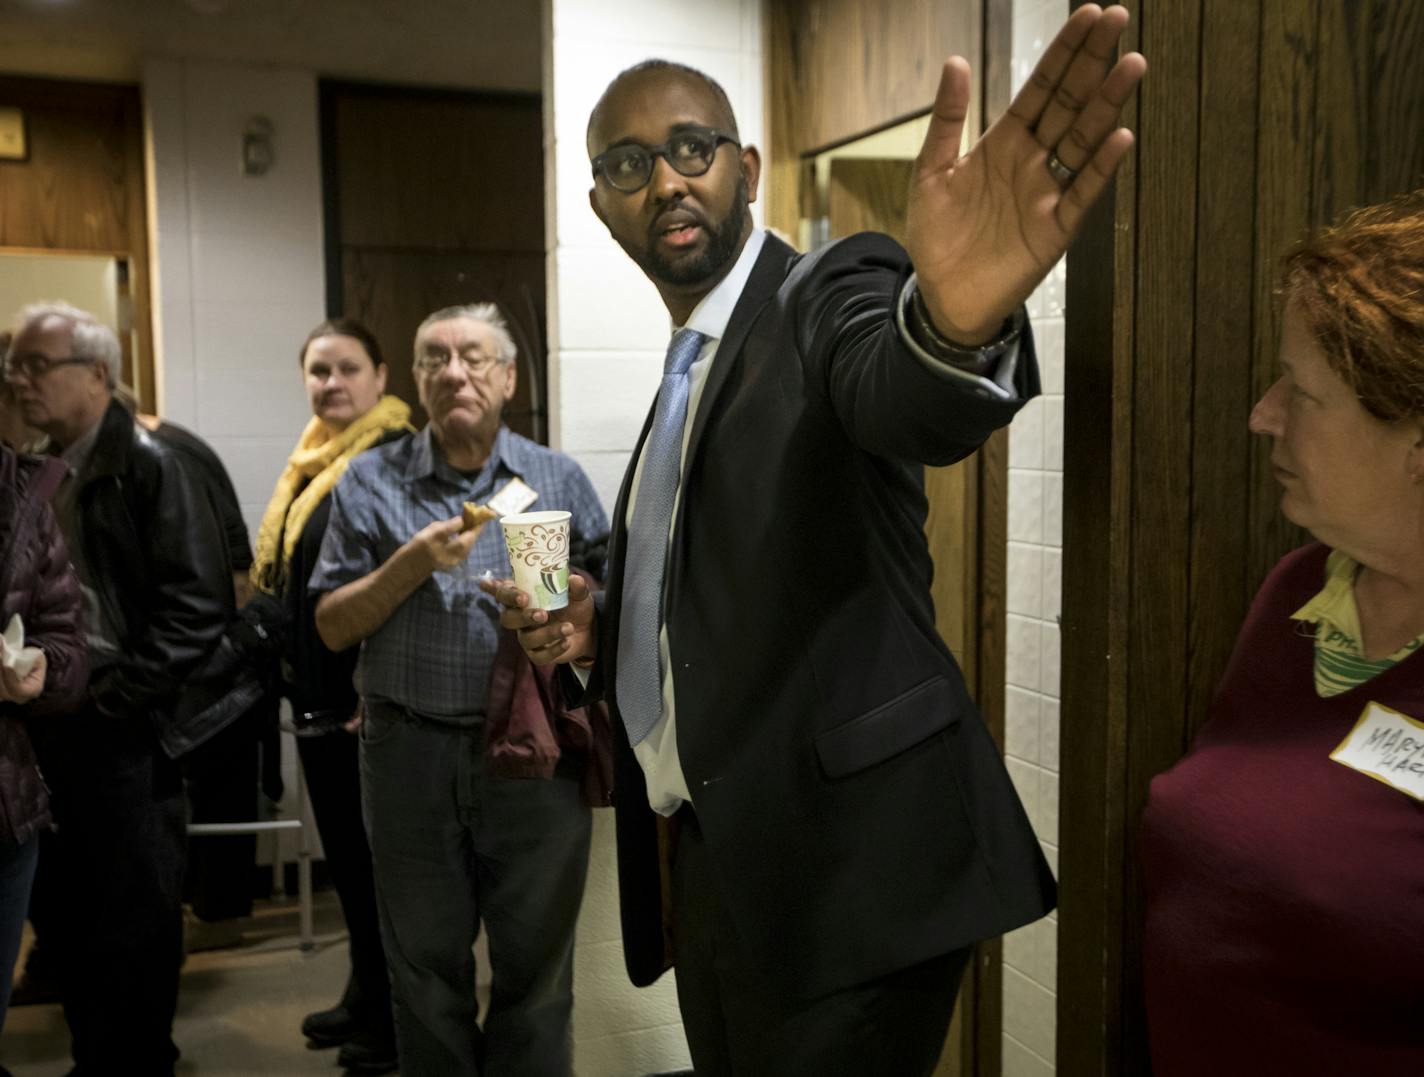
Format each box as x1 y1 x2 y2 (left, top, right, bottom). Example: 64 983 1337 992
4 301 233 1073
310 302 608 1076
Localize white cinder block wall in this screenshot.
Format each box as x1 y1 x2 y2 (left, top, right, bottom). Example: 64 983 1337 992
142 56 327 866
543 2 763 1072
1001 2 1069 1075
143 57 326 546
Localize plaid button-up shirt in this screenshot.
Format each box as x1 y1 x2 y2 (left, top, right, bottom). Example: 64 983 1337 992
308 425 608 724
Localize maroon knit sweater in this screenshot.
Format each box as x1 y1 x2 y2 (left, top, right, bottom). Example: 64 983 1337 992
1142 543 1424 1076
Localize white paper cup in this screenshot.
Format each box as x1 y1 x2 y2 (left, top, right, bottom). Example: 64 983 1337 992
500 510 572 610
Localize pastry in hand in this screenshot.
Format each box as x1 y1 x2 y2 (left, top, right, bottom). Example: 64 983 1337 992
461 502 498 532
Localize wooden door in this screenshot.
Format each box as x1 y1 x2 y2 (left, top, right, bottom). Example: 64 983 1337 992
0 76 153 409
321 83 546 440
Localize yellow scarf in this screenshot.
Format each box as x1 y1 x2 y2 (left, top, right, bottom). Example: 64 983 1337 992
251 394 412 594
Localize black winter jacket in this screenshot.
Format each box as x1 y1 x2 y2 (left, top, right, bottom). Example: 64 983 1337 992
75 400 234 756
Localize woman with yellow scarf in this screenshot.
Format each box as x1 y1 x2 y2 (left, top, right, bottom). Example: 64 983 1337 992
252 318 411 1075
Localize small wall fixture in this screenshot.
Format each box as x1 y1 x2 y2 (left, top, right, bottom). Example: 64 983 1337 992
242 116 274 176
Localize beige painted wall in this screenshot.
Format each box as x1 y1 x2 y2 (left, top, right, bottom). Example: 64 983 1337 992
0 252 121 336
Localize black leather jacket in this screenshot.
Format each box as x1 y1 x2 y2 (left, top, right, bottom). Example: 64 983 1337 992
77 400 234 756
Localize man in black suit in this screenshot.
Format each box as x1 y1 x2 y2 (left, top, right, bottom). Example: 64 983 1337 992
486 7 1145 1075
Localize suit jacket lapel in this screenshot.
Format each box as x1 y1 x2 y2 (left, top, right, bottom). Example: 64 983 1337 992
655 236 799 624
681 234 799 483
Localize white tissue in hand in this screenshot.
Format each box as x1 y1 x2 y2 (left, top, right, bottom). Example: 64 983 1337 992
1 614 42 680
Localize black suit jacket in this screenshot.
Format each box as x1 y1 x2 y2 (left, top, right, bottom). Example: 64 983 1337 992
587 231 1056 1000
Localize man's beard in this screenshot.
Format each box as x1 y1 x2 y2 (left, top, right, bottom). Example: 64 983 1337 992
625 179 750 289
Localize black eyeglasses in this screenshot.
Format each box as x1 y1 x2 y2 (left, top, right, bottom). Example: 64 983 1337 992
413 350 506 378
5 353 95 381
591 126 739 193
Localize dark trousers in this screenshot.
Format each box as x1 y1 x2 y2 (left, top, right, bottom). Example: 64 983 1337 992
0 833 38 1033
671 808 972 1077
297 727 393 1038
21 826 58 979
182 699 265 922
34 705 187 1076
360 700 591 1077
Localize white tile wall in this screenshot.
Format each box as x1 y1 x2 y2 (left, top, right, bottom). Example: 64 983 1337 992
1002 1 1068 1072
575 449 639 517
143 56 326 546
1004 965 1057 1063
555 247 671 347
545 0 764 1071
1002 242 1065 1070
557 350 663 453
1005 1032 1057 1077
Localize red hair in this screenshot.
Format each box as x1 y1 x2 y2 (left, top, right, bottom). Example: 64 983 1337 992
1282 188 1424 422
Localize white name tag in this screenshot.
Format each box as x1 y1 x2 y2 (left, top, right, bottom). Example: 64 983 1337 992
1330 701 1424 801
487 477 538 517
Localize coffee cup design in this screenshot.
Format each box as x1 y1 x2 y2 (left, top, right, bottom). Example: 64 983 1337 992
500 511 572 610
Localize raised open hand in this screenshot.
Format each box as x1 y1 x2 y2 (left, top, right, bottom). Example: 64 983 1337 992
906 4 1146 343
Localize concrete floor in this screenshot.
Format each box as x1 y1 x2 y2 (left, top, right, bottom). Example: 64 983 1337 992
2 893 398 1077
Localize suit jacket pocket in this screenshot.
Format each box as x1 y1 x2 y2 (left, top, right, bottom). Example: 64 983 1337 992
814 675 964 779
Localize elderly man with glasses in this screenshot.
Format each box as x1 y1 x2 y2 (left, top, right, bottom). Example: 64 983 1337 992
310 303 609 1077
4 301 233 1074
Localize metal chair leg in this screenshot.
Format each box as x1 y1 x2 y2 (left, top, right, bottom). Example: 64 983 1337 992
185 726 315 951
294 734 314 952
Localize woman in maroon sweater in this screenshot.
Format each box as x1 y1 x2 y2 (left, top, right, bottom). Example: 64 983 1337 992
1142 190 1424 1074
0 438 85 1045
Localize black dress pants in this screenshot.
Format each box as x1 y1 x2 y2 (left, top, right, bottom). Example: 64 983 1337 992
35 704 187 1076
671 807 972 1077
296 727 393 1037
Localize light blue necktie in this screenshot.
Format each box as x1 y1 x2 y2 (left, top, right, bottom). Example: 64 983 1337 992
616 327 708 746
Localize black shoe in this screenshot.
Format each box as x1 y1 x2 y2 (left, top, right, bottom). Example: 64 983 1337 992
337 1031 398 1075
301 1005 361 1047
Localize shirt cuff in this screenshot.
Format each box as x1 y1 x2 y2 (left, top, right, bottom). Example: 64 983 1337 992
894 275 1025 402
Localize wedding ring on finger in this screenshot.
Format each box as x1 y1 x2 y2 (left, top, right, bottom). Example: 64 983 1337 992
1046 150 1079 189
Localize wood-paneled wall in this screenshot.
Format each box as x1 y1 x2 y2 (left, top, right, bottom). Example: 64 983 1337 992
1058 1 1424 1072
0 76 153 408
765 0 982 238
322 84 545 437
